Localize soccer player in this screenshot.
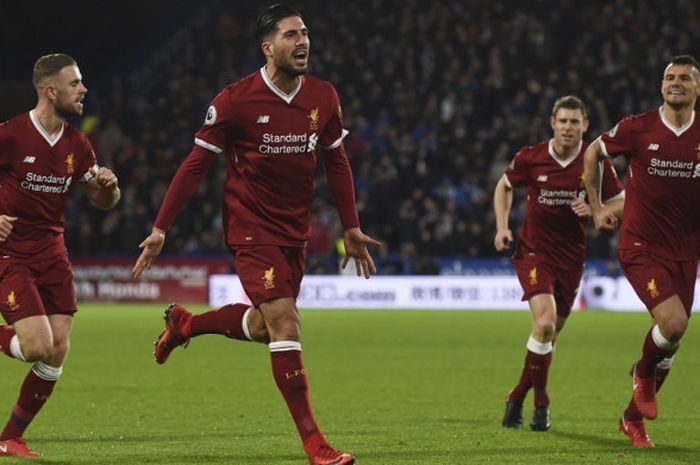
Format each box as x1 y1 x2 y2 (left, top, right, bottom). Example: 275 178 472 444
131 4 378 465
494 96 624 432
0 54 120 456
583 54 700 448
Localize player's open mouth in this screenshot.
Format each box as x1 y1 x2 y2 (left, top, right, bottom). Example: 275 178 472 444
293 50 308 63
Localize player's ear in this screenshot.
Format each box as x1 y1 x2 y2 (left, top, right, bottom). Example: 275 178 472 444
582 118 590 133
261 41 273 60
44 83 57 103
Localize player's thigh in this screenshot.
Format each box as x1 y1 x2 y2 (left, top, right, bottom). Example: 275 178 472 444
0 260 48 325
618 248 687 314
13 315 54 360
233 245 304 307
528 293 557 326
36 255 78 317
42 314 74 365
512 255 556 302
552 266 583 318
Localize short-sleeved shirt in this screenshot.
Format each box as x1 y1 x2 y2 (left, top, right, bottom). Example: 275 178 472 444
0 111 97 261
193 67 348 247
599 108 700 261
504 139 624 270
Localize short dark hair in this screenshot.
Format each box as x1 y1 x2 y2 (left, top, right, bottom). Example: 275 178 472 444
255 3 302 42
32 53 77 90
667 54 700 71
551 95 588 119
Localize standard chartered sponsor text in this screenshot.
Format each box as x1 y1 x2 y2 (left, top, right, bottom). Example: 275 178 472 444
648 158 699 178
538 188 578 206
259 132 311 155
22 172 71 193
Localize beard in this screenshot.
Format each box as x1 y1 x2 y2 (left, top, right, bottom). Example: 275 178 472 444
55 101 83 119
276 57 308 78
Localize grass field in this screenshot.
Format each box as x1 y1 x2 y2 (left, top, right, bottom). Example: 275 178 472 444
1 305 699 464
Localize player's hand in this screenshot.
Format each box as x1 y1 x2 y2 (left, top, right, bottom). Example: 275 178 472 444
341 227 381 279
592 206 618 230
132 228 166 279
0 215 17 242
570 196 592 217
494 228 513 251
90 166 119 190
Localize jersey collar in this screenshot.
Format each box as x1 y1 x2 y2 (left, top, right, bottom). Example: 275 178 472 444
29 109 64 147
260 66 303 104
658 106 695 136
548 138 581 168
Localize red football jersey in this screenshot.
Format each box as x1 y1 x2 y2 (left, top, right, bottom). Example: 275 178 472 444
0 111 97 260
193 68 349 247
600 109 700 261
505 139 624 269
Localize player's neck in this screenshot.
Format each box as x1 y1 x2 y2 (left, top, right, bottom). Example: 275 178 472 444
33 102 65 137
661 103 694 129
265 64 300 94
551 140 578 160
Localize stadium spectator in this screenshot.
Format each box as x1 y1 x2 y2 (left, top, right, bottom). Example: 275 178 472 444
0 54 120 457
131 5 378 465
583 54 700 448
494 96 624 431
45 0 699 272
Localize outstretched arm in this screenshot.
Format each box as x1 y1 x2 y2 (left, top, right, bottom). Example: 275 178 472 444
323 144 380 277
132 145 215 279
341 227 381 278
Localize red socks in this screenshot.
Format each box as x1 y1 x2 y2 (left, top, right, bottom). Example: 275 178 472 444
509 336 552 406
0 365 59 440
269 342 319 442
189 303 252 340
635 326 678 378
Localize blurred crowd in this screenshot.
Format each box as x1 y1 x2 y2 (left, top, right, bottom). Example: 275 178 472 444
65 0 700 273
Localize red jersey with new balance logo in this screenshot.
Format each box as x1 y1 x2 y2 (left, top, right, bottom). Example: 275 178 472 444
194 68 347 247
505 139 624 269
600 109 700 261
0 111 96 260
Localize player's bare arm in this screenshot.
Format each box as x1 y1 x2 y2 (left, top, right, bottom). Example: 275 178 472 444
132 227 166 279
582 140 617 230
80 166 120 210
493 175 514 251
340 227 381 279
0 215 18 242
570 196 592 217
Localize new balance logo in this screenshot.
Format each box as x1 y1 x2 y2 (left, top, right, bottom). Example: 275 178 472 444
256 115 270 123
537 175 548 182
648 144 659 151
22 156 36 163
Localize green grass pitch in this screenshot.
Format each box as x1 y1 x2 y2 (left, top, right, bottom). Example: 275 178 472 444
1 305 698 464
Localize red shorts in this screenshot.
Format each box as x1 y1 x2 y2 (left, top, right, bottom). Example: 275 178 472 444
0 254 77 325
512 252 583 318
232 245 306 307
618 246 697 316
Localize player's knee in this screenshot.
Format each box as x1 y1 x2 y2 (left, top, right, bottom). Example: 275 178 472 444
20 338 53 362
48 337 71 364
268 313 301 341
660 316 688 343
533 319 556 341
